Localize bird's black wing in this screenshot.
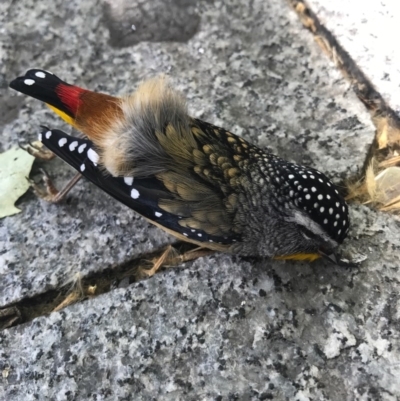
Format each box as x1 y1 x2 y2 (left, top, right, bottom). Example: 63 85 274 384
39 127 237 246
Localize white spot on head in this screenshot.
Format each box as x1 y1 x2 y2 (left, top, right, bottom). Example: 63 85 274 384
45 130 52 139
69 141 78 151
302 175 307 179
155 212 162 217
124 177 134 186
24 79 35 86
309 175 315 179
35 71 46 78
78 143 87 153
87 148 99 165
130 188 140 199
80 163 85 172
318 178 323 183
58 138 67 147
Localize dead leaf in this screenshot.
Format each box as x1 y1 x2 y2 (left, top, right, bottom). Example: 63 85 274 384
0 147 35 218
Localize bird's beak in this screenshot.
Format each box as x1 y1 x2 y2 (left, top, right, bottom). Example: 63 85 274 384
319 249 358 268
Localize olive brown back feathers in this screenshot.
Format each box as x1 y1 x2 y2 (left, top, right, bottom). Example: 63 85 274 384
98 76 192 177
10 70 351 261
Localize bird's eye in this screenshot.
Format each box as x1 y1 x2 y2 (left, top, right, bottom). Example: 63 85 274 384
300 227 318 241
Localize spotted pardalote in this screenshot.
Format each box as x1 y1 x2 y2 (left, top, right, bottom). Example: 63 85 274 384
9 69 351 264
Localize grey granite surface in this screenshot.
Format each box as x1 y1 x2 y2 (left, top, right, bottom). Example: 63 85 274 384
2 0 399 399
1 205 400 400
308 0 400 112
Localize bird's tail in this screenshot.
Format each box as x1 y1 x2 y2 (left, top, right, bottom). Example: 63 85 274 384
9 69 123 141
9 69 86 127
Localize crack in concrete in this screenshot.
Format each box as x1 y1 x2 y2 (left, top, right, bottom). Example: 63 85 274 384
0 241 206 331
288 0 400 210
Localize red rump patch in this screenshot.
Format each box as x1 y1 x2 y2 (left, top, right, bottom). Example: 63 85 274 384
55 84 85 116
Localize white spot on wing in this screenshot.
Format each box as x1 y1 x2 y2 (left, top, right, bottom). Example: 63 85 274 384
78 143 87 153
124 177 134 186
35 71 46 78
130 188 140 199
45 131 52 139
80 163 85 172
155 212 162 217
87 148 99 165
24 79 35 86
69 141 78 151
58 138 67 147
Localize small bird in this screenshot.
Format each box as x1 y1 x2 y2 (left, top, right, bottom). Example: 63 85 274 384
10 69 351 264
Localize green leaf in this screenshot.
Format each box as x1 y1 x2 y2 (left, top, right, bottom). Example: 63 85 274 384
0 147 35 218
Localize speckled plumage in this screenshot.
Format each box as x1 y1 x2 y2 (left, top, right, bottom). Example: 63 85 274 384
10 69 350 260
